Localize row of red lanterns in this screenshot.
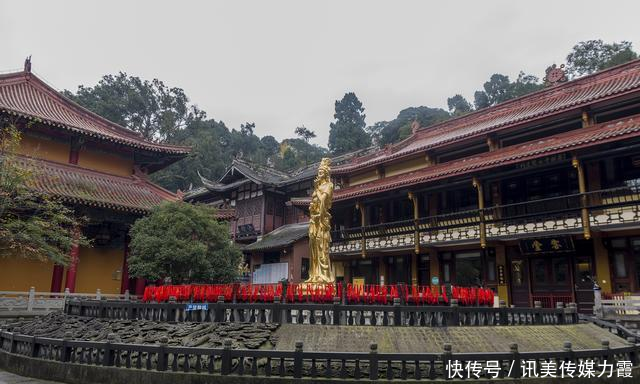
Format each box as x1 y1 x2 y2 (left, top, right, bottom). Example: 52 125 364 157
142 283 495 306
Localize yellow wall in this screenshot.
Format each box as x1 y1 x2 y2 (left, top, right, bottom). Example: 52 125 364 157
0 255 54 291
17 134 70 164
78 147 133 177
349 170 379 186
74 246 124 294
385 156 428 177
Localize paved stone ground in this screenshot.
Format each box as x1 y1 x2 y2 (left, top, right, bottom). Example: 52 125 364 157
0 370 63 384
274 323 628 352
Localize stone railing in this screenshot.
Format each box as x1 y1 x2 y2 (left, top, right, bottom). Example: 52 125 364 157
594 290 640 319
0 288 137 314
1 318 638 382
65 298 580 326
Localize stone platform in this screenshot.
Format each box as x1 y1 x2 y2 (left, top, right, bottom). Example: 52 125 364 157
273 323 627 352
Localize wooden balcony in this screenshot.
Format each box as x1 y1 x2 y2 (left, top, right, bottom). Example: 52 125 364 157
330 186 640 255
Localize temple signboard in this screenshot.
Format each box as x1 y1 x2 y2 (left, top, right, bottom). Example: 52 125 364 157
519 236 574 255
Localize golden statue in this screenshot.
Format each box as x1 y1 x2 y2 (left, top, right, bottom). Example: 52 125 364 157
306 157 335 284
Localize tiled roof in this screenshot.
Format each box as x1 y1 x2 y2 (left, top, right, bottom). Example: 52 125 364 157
242 222 309 252
334 59 640 175
331 114 640 202
16 155 177 213
0 71 190 155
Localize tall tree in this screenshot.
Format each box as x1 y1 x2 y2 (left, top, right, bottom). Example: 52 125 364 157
63 72 204 142
566 40 638 78
473 72 544 110
294 126 316 142
447 94 473 116
240 122 255 136
366 121 388 147
379 106 450 145
0 122 89 264
328 92 371 155
128 202 242 283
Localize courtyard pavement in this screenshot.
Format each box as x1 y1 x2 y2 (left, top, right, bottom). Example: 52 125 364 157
0 370 62 384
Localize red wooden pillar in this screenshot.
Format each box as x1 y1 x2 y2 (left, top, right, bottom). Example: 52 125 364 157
120 236 130 294
135 278 146 295
64 230 81 293
50 265 64 292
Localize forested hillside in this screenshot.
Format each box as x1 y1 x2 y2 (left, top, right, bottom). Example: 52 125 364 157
62 40 637 192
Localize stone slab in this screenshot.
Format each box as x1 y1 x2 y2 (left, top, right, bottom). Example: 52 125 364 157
273 323 628 352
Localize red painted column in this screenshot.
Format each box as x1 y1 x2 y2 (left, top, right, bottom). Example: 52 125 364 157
64 230 80 293
50 265 64 292
120 236 130 294
135 278 146 295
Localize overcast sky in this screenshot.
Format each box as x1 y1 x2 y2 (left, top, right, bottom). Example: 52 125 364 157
2 1 640 147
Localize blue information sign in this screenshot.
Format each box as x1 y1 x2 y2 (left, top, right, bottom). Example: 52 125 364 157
185 303 209 311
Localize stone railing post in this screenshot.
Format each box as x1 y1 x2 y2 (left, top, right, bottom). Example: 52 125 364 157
8 333 16 354
96 289 102 300
509 343 520 378
369 343 378 380
27 287 35 312
272 296 281 323
534 301 542 324
567 303 578 323
442 343 452 379
562 341 573 367
157 336 168 371
61 331 72 362
593 287 603 318
168 296 177 323
103 333 115 366
215 296 225 322
628 338 639 366
29 335 38 357
392 297 401 326
294 341 303 378
555 302 565 324
221 339 232 375
332 296 341 325
450 299 459 326
499 300 508 326
124 289 130 301
601 339 611 363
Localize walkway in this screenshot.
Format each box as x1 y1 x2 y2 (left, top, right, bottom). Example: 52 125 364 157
0 370 63 384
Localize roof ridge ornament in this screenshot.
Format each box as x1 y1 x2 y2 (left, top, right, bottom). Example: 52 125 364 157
544 63 567 86
24 55 32 73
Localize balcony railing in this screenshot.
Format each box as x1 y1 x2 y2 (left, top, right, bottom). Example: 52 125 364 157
330 186 640 254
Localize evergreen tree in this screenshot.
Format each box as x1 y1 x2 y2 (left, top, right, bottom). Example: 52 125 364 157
128 202 242 283
328 92 371 155
566 40 638 78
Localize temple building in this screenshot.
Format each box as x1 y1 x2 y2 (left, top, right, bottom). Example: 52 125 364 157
185 153 368 283
0 61 190 294
312 59 640 312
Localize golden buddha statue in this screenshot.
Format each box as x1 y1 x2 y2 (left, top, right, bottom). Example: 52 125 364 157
306 157 335 284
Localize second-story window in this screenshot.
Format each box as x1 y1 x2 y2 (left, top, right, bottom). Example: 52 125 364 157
439 187 478 214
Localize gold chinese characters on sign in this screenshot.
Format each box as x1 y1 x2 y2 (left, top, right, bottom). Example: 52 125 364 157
306 158 336 284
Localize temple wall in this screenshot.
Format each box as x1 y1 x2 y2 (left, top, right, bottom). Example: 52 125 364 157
349 170 378 186
78 147 133 177
385 156 428 177
0 254 53 291
16 134 70 164
74 246 124 294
